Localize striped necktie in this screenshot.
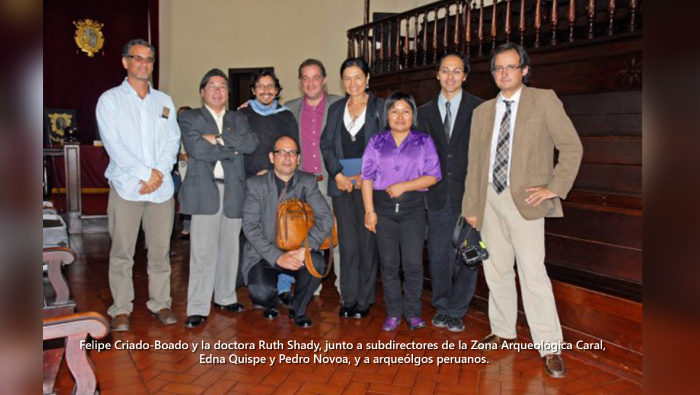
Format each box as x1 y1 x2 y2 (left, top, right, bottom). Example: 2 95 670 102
493 100 513 194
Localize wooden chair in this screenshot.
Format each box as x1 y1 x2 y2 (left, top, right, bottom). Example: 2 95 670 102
43 312 109 395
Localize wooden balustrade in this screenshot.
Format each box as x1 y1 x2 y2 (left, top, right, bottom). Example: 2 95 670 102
347 0 642 74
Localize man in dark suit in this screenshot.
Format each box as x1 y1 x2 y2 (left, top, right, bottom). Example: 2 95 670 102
241 136 334 328
178 69 259 329
463 43 583 378
418 51 483 333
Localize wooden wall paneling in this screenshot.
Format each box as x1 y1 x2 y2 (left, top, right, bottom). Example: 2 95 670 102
570 113 642 137
547 204 642 249
581 137 642 165
546 235 642 282
573 162 642 194
560 91 642 115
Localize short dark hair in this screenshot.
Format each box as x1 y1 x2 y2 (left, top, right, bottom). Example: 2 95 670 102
250 69 283 100
122 39 155 58
272 135 299 152
199 68 230 91
491 43 531 83
383 91 419 131
298 59 327 79
436 51 471 75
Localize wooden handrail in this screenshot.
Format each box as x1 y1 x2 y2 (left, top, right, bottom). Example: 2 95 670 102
44 312 109 395
348 0 642 74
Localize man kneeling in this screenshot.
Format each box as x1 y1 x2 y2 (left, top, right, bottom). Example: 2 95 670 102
241 136 334 328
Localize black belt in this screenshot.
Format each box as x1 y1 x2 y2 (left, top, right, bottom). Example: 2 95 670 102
215 178 225 184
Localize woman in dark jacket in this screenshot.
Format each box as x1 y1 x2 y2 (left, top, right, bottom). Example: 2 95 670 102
320 57 385 319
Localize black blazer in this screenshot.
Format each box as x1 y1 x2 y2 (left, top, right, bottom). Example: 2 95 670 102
320 93 386 197
418 91 483 211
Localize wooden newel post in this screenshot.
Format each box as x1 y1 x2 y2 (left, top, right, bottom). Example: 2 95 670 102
63 142 82 234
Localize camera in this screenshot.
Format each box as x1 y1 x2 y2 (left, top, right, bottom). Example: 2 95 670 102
452 217 489 268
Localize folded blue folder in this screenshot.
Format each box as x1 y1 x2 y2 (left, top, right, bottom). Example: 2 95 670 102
340 158 363 184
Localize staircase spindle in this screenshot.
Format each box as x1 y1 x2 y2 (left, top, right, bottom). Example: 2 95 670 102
535 0 542 47
607 0 615 36
348 36 353 58
478 0 485 56
423 12 429 65
395 19 401 70
371 27 377 72
568 0 576 42
414 14 420 66
519 0 526 45
443 6 449 52
551 0 558 45
433 8 439 63
465 1 473 57
455 2 461 50
405 17 410 69
587 0 595 39
380 23 385 73
491 0 498 52
505 0 512 43
363 27 369 58
629 0 637 32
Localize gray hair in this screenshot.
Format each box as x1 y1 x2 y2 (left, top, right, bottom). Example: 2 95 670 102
122 39 156 59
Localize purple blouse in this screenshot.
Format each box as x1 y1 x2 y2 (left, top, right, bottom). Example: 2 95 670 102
361 130 442 190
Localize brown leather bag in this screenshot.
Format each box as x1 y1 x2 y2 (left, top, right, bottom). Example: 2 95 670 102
276 198 337 278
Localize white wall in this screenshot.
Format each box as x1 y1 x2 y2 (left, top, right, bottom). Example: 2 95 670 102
159 0 436 108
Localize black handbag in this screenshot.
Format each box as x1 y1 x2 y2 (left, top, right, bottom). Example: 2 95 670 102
452 217 489 269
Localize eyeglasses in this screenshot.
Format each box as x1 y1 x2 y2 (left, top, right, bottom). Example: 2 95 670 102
493 65 521 74
273 149 299 158
300 76 323 83
127 55 155 64
204 83 229 92
255 84 277 91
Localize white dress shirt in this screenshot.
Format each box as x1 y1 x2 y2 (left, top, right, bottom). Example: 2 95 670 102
488 87 523 185
96 79 181 202
205 105 226 180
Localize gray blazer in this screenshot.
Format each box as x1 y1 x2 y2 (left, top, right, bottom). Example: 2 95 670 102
178 107 259 218
241 170 334 283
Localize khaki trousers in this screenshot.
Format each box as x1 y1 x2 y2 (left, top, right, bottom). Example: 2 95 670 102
481 185 563 357
107 188 174 317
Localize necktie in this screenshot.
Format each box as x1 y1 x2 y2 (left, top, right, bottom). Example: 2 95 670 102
443 101 452 141
493 100 513 194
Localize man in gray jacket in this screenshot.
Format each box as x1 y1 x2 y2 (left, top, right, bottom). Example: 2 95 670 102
178 69 258 329
241 136 333 328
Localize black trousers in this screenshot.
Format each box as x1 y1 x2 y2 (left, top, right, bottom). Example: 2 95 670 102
427 199 478 319
247 251 325 316
374 191 427 319
332 190 378 309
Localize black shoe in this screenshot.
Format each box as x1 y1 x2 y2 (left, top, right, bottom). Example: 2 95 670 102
447 317 465 332
289 310 313 328
278 292 293 309
339 305 355 318
432 314 449 328
263 307 279 320
185 315 207 328
353 306 371 319
214 302 245 313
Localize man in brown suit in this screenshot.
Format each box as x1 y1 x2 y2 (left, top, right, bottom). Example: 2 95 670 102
463 43 583 378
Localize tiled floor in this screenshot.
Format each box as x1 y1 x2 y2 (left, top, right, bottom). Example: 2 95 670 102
53 232 642 395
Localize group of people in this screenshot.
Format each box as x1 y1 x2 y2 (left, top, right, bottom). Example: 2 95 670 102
96 38 582 379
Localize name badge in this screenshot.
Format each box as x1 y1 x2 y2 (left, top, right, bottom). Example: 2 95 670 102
161 107 170 119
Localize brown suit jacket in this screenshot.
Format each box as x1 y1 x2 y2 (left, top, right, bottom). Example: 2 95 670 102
462 86 583 230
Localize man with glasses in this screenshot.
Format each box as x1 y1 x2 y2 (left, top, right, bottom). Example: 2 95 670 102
178 69 258 329
462 43 583 378
241 136 333 328
418 51 483 333
96 39 181 331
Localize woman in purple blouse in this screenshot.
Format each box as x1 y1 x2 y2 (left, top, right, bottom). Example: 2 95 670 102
361 91 442 332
